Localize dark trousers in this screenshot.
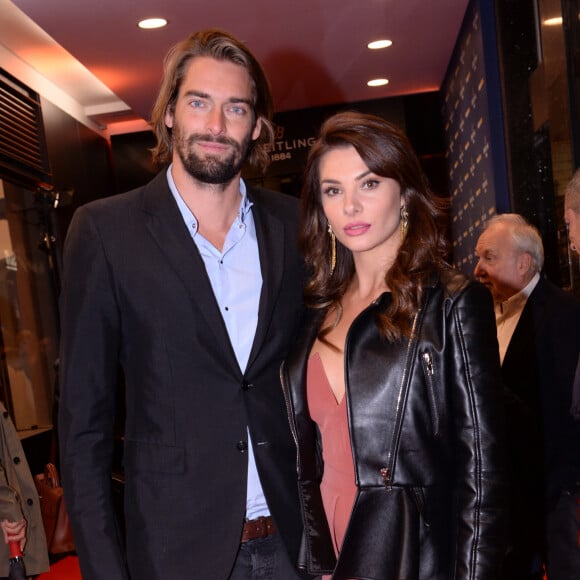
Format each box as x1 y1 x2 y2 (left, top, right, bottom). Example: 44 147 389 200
501 482 545 580
228 533 303 580
546 489 580 580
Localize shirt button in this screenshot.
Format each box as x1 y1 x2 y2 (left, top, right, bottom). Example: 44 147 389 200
237 441 248 452
13 457 20 465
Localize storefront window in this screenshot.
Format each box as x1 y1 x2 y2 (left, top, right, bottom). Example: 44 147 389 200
0 179 59 432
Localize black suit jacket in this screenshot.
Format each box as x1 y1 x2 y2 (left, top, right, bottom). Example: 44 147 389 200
501 275 580 506
58 171 306 580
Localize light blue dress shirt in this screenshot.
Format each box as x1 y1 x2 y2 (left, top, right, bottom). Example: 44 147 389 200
167 167 269 520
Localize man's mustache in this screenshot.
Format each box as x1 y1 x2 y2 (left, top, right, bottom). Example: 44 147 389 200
188 134 239 149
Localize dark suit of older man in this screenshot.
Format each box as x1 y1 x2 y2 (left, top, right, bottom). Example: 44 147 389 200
475 213 580 579
501 276 580 580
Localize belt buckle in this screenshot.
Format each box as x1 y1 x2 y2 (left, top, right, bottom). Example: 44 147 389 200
254 516 268 539
241 515 274 544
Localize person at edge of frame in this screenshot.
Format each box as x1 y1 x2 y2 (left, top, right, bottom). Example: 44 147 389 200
475 212 580 580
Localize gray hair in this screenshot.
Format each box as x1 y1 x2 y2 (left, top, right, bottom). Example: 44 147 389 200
484 213 544 273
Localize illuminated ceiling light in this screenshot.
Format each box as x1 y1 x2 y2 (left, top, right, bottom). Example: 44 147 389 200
138 18 168 29
367 78 389 87
368 39 393 50
543 16 563 26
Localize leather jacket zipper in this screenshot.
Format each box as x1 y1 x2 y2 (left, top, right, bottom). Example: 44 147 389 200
421 351 440 437
381 310 420 491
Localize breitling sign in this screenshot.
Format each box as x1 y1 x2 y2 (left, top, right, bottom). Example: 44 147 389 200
246 97 407 180
267 125 317 164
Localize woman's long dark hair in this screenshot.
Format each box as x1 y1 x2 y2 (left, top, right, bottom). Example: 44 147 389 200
300 111 449 341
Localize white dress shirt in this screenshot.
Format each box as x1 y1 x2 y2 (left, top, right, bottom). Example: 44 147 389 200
495 272 540 364
167 167 269 520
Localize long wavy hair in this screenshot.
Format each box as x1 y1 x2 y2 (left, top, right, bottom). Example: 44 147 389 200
300 111 450 341
150 28 274 172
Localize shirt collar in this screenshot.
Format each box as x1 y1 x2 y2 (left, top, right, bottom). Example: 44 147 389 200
165 165 253 234
238 181 253 222
497 272 540 316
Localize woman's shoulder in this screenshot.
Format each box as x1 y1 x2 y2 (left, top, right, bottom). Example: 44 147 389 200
435 266 466 290
434 267 492 307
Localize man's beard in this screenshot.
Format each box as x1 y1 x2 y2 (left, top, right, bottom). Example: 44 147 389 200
173 125 253 185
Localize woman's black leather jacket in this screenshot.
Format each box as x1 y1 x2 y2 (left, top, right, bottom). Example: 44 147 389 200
281 269 506 579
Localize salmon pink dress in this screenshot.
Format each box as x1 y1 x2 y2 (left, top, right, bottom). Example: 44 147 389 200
306 352 357 565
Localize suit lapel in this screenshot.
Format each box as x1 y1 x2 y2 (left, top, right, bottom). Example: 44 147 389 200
247 188 285 368
141 173 238 367
503 277 547 370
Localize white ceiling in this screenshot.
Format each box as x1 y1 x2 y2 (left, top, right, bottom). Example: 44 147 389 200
2 0 469 134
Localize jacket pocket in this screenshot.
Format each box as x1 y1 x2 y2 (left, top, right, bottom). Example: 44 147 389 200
420 350 441 438
123 440 185 474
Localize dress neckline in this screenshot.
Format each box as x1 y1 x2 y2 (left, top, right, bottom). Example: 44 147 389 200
309 351 344 406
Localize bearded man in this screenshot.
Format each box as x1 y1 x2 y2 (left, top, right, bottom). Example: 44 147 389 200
58 29 307 580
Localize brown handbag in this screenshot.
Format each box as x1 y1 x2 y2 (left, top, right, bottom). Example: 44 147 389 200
34 463 75 554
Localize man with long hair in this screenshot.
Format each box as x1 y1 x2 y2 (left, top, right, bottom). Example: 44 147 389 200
58 29 305 580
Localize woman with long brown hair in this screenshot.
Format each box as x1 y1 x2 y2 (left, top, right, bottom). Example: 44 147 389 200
281 111 506 579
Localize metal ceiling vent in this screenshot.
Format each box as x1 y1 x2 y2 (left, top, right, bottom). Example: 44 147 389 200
0 68 51 183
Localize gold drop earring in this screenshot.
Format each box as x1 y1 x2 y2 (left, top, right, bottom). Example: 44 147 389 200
327 223 336 275
400 205 409 240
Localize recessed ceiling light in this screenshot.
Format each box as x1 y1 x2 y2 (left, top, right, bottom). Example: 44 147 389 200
138 18 168 29
368 78 389 87
368 39 393 50
543 16 563 26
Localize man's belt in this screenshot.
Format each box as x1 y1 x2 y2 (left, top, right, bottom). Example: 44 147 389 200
241 516 277 543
